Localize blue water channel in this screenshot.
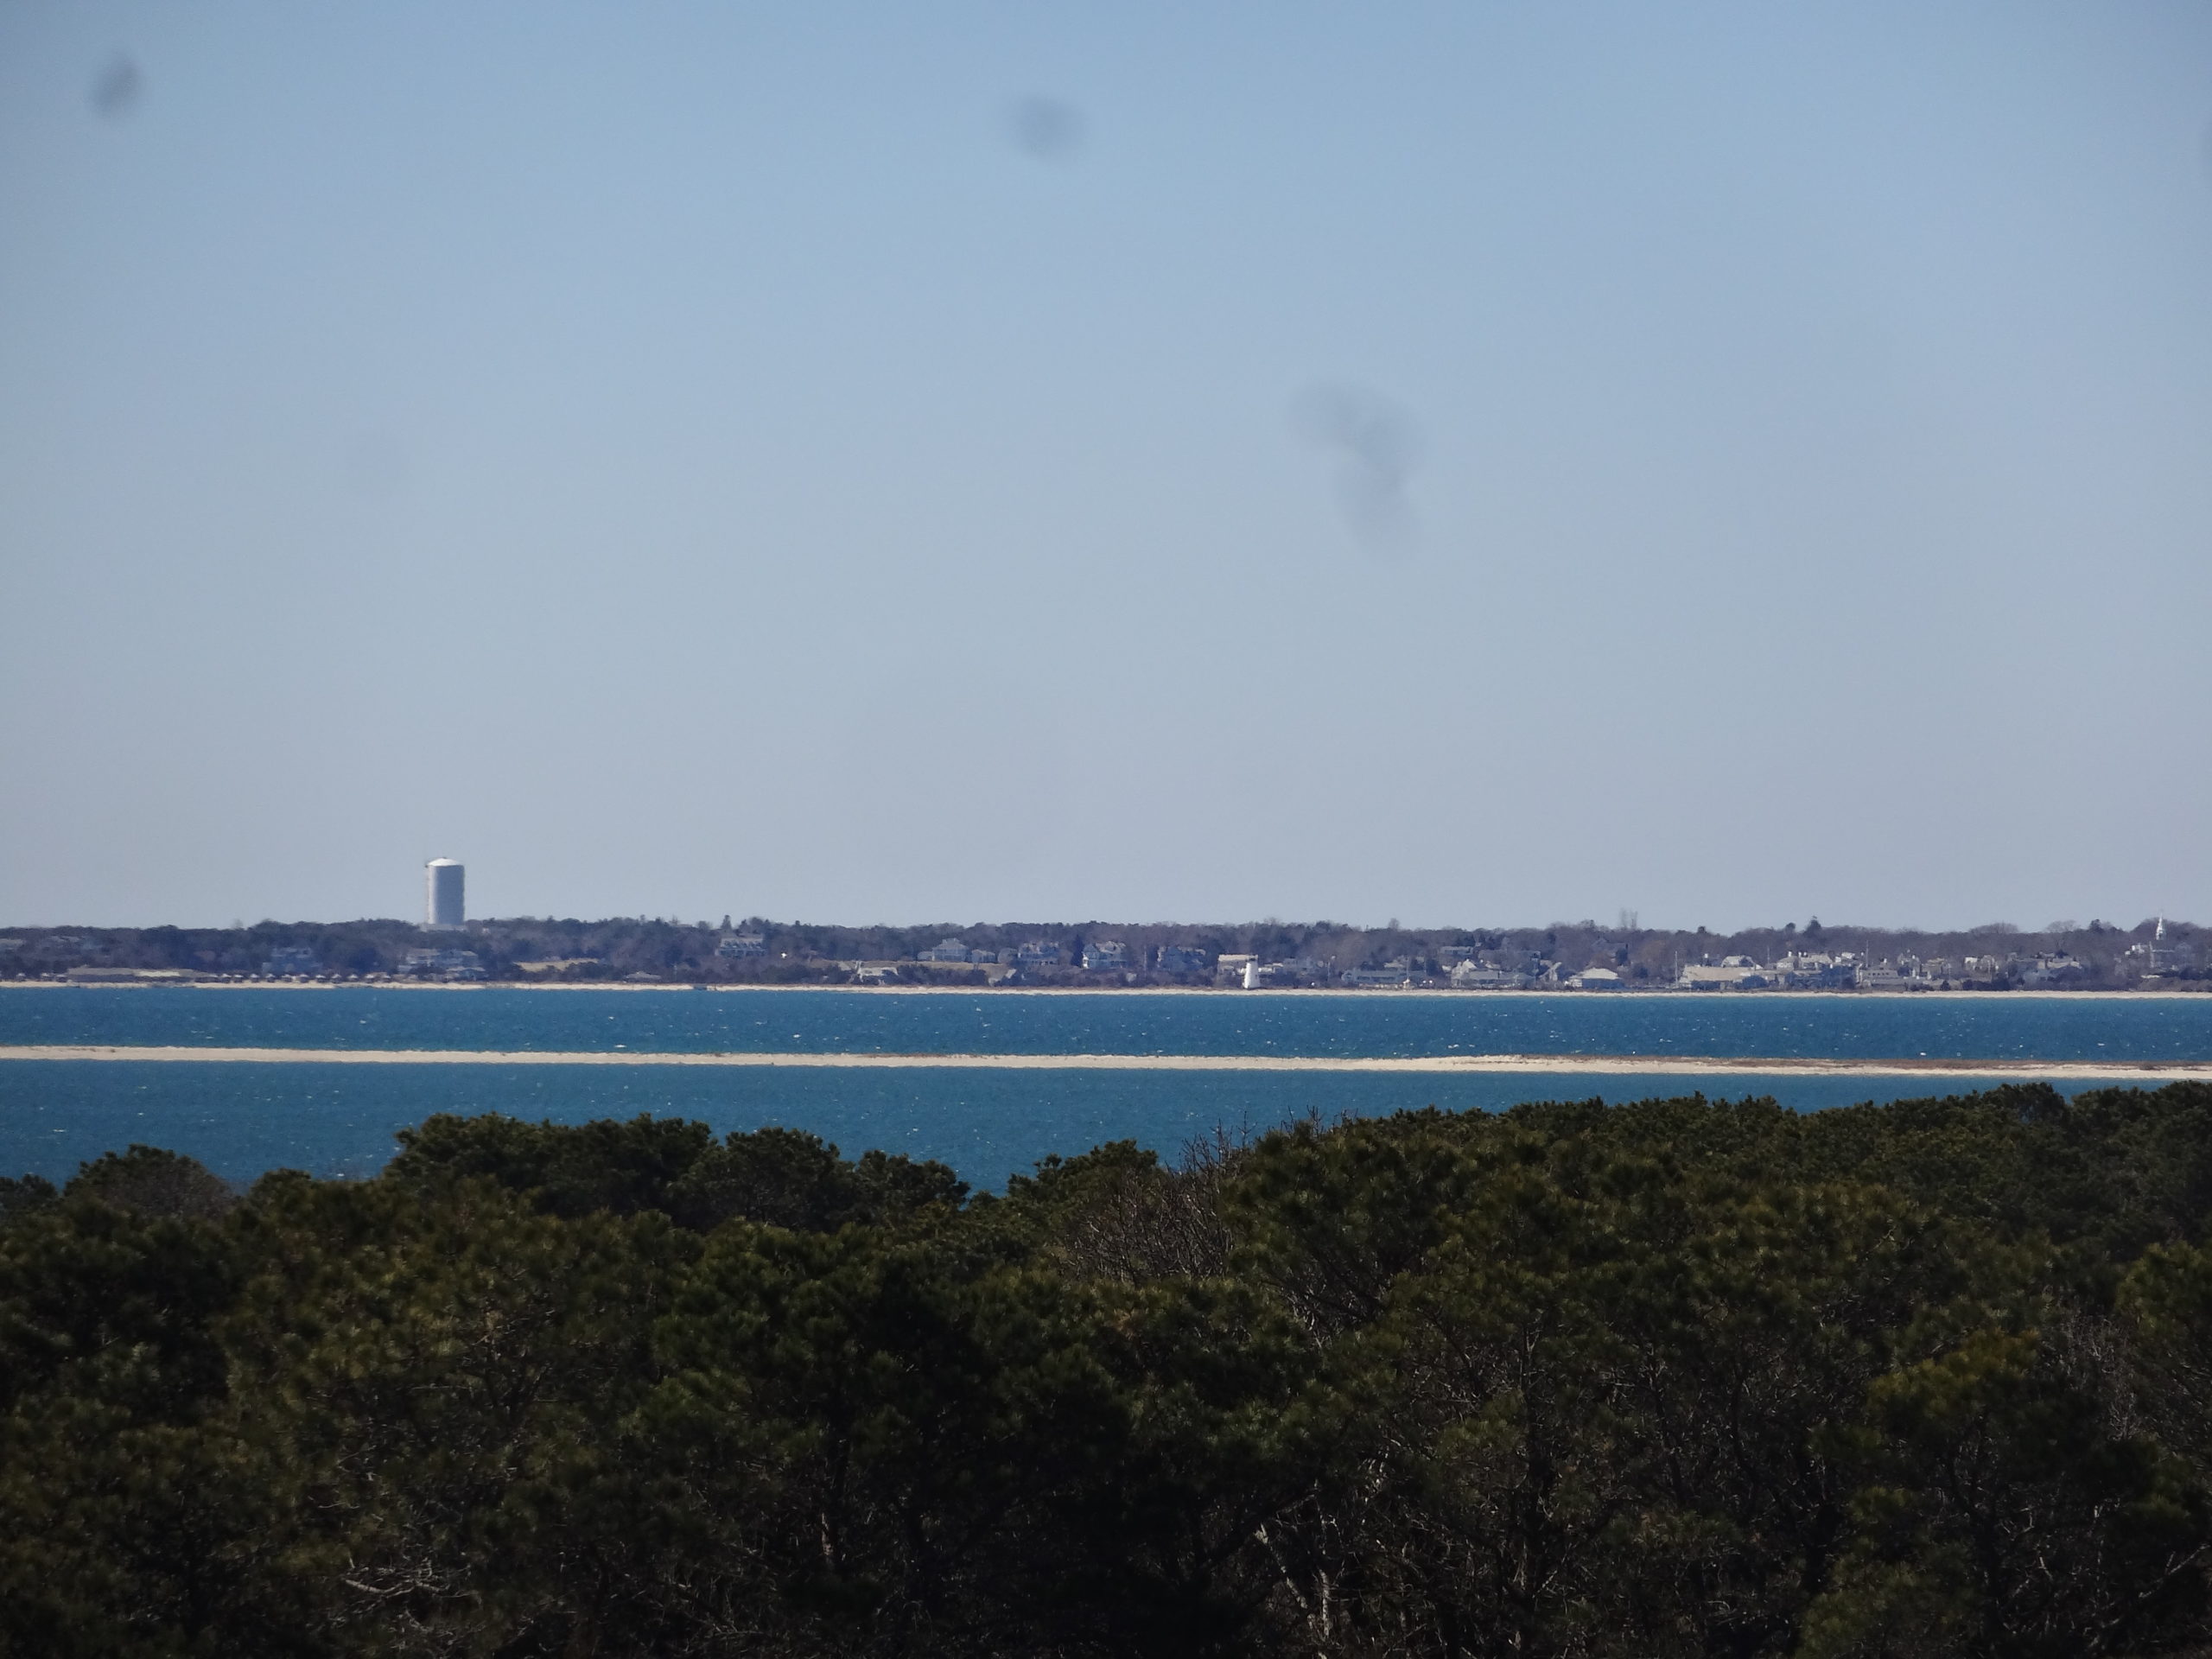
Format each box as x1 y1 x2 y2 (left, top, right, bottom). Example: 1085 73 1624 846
2 987 2204 1190
3 984 2208 1060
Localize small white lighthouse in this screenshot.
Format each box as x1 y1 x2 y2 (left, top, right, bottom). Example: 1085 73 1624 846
425 859 465 929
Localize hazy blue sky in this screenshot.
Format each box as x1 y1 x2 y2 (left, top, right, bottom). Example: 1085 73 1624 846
3 3 2209 931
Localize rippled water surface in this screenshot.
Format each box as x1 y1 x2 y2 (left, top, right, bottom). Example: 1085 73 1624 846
3 984 2209 1059
3 988 2204 1189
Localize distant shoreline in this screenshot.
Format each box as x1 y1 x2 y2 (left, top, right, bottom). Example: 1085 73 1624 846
2 1045 2207 1081
1 981 2202 1002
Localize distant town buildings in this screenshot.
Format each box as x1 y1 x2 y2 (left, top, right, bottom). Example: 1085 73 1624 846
2135 918 2198 978
399 946 482 980
1080 940 1130 971
1663 944 2116 993
1449 960 1529 989
1678 951 1861 989
1341 957 1440 988
1678 956 1771 990
1772 951 1863 989
3 900 2190 993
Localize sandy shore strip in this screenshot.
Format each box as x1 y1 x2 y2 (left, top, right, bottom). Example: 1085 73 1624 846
1 1046 2208 1081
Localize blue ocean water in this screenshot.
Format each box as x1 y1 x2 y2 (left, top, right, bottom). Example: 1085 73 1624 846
0 1059 2044 1193
3 984 2209 1060
1 988 2204 1191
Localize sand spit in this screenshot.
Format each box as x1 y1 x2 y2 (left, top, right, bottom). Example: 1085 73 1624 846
1 1046 2208 1081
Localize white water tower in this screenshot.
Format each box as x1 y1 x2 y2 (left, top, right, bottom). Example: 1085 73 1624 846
425 859 465 929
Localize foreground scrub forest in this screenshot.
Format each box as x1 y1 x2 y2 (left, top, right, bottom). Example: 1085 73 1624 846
6 1085 2212 1657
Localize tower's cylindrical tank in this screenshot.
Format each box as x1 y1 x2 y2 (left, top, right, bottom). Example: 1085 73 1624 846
425 859 465 928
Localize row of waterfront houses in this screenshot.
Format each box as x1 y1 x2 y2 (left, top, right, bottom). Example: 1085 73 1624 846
6 917 2191 990
1675 950 2097 991
753 930 2200 991
1673 933 2196 992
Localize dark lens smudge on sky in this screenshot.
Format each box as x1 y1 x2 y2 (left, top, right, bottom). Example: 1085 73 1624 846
1007 96 1083 162
88 51 141 118
1294 383 1421 553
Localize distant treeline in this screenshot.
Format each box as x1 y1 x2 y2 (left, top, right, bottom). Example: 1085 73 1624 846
1 913 2202 988
8 1083 2212 1655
